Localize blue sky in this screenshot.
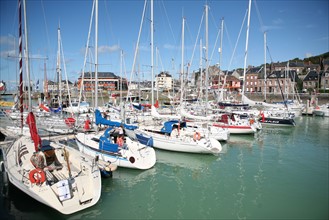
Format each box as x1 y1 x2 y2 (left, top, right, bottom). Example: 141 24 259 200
0 0 328 91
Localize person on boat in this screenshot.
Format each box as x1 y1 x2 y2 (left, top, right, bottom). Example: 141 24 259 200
101 112 109 129
112 124 124 143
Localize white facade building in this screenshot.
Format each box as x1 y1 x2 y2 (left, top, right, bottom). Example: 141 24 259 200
155 72 173 91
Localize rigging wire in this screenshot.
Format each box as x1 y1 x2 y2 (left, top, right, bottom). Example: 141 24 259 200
253 0 265 32
187 10 204 79
227 9 248 70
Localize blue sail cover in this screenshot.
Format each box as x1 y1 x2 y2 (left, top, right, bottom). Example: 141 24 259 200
49 106 62 113
99 128 118 152
94 109 138 130
160 120 187 134
135 133 154 147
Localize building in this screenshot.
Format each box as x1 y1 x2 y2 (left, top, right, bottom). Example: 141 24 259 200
303 70 319 92
155 71 173 91
46 80 74 93
319 70 329 91
273 61 304 74
255 70 298 95
244 66 262 93
77 72 128 91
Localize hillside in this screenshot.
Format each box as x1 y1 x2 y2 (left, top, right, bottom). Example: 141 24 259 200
290 51 329 64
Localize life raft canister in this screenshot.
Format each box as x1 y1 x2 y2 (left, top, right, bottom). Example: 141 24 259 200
29 168 46 185
84 119 91 130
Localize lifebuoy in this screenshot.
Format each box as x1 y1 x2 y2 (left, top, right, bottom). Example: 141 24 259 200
29 168 46 185
65 117 76 128
249 119 254 124
193 132 201 141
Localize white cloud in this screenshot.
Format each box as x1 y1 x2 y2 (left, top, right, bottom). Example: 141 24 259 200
0 35 16 47
98 44 120 53
305 53 313 58
0 49 16 58
272 18 283 25
163 43 179 50
262 25 283 31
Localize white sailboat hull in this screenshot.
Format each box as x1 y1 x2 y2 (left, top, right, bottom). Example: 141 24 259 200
132 129 222 154
2 136 102 215
75 132 156 170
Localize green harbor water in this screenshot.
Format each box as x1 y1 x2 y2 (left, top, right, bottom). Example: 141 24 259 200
0 116 328 219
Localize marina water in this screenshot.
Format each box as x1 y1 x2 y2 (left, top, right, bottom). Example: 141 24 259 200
1 116 328 219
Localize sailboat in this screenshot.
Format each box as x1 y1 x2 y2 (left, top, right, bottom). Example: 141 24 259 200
74 0 156 170
75 110 156 170
2 113 102 215
126 10 222 154
1 0 102 215
239 2 295 127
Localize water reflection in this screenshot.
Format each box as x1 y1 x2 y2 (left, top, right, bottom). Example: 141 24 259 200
253 142 265 209
109 167 157 190
156 149 218 172
0 182 61 219
234 147 246 220
228 135 255 147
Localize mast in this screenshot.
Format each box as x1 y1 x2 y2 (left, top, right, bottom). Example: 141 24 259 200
150 0 154 106
56 26 62 109
242 0 252 96
43 60 48 102
94 0 98 108
137 48 141 103
23 0 31 111
205 4 209 108
217 18 224 98
18 0 23 130
199 38 203 99
264 31 267 102
286 61 289 100
120 50 123 105
180 17 185 105
156 46 159 101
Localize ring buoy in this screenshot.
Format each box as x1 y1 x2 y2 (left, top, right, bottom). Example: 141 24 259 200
193 132 201 141
29 168 46 185
65 117 76 128
249 119 254 124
